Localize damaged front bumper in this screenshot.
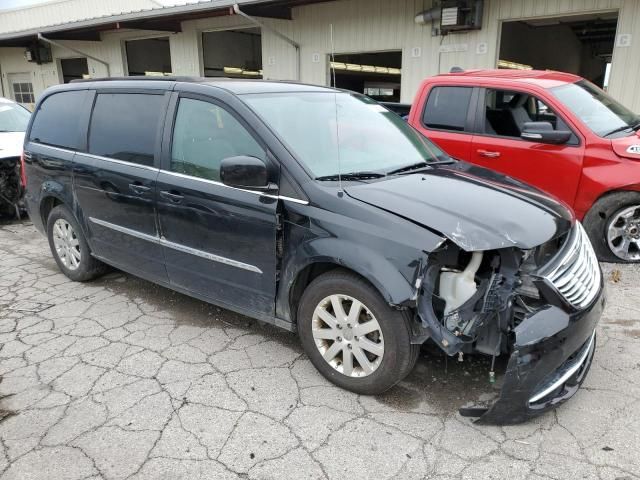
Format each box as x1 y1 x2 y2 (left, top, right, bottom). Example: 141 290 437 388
472 284 604 425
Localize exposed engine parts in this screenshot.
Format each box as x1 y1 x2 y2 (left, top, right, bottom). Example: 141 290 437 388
0 157 22 218
415 242 523 358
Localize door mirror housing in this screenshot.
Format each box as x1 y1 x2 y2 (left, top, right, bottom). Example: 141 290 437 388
521 121 572 145
220 156 275 191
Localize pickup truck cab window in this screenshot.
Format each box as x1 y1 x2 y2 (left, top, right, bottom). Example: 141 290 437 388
170 98 265 182
481 88 579 145
422 86 473 132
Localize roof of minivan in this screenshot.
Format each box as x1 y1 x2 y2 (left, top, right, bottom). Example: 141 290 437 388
435 69 582 88
68 76 338 95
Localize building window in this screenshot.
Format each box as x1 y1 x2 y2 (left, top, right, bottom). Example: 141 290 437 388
12 81 35 104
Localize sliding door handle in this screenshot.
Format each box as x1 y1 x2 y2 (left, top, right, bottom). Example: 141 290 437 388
129 183 151 195
160 190 184 203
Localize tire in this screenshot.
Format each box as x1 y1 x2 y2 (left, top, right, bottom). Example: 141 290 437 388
297 269 419 395
583 192 640 263
46 205 107 281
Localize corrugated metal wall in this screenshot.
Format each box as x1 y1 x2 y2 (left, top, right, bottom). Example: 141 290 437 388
258 0 637 107
0 0 159 35
1 0 639 110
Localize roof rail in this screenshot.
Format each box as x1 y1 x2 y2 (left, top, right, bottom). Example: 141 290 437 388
69 75 208 83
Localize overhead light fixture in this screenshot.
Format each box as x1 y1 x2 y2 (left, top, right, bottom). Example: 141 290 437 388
330 61 400 75
242 70 260 76
497 60 532 70
224 67 244 74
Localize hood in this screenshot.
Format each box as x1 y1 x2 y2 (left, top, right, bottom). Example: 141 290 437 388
344 163 574 251
0 132 25 159
611 130 640 160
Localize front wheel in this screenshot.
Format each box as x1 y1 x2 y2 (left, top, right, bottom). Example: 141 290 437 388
584 192 640 263
297 269 419 394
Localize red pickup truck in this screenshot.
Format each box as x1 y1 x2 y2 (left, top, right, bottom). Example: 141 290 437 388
407 69 640 263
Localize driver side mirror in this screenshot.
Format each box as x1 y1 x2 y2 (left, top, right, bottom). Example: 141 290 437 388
220 156 276 191
521 121 571 145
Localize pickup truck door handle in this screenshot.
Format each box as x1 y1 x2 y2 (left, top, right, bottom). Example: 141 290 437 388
160 190 184 203
477 149 501 159
129 183 151 195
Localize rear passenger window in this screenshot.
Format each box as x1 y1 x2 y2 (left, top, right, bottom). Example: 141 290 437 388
88 93 165 166
422 86 472 132
29 90 87 149
170 98 265 182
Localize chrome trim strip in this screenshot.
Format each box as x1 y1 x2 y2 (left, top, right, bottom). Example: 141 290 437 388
160 237 262 274
158 169 309 205
78 152 160 172
29 142 76 154
528 330 596 404
89 217 159 243
88 217 262 274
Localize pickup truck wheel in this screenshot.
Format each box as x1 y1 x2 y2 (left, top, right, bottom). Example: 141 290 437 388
46 205 107 281
297 269 418 394
583 192 640 263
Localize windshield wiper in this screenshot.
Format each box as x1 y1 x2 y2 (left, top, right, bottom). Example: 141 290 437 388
387 158 455 175
603 121 640 137
315 171 386 181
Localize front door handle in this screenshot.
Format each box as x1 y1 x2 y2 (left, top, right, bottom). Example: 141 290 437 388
129 183 151 195
160 190 184 203
477 149 501 159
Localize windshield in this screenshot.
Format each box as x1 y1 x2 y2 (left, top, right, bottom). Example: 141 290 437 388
551 80 640 137
0 101 31 132
242 92 448 178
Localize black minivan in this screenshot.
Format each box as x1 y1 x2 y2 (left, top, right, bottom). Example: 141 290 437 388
23 78 604 424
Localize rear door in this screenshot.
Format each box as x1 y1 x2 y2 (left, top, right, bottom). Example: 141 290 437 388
412 84 477 160
156 91 279 317
73 89 170 282
470 88 584 206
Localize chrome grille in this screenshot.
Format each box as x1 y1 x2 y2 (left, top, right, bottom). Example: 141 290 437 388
540 222 601 309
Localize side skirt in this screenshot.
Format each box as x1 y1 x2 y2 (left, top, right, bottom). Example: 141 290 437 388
91 253 295 332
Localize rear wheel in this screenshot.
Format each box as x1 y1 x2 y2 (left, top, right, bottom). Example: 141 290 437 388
584 192 640 263
297 269 418 394
46 205 107 281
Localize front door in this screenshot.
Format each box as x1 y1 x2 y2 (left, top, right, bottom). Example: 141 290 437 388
157 95 278 316
470 88 585 207
74 90 170 282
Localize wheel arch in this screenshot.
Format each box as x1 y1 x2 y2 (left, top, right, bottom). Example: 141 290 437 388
277 238 417 326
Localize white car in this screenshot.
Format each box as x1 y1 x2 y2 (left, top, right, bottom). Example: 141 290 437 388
0 97 30 217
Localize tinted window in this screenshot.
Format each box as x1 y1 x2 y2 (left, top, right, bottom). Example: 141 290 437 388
422 86 472 131
171 98 265 181
29 91 86 149
89 93 165 166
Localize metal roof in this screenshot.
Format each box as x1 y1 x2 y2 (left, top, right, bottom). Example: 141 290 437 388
0 0 267 41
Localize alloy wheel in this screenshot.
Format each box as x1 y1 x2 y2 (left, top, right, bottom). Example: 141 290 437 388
607 204 640 261
311 294 384 377
52 218 82 270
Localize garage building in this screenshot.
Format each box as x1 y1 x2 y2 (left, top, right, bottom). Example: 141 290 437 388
1 0 639 112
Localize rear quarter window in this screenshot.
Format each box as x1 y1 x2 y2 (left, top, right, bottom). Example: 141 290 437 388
29 90 88 149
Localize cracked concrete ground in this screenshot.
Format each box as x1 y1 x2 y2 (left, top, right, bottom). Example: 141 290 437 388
1 220 639 480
